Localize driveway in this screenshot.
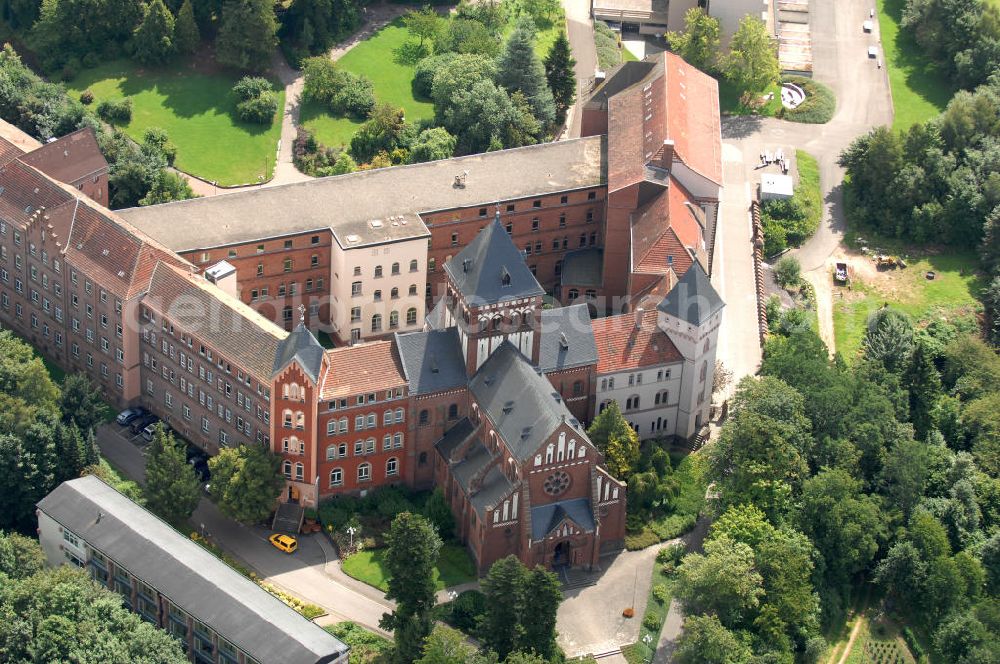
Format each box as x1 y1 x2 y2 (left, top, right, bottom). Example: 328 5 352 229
562 0 598 138
95 424 393 634
717 0 893 361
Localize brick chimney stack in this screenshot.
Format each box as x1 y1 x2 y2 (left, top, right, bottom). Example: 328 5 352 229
634 307 644 330
660 139 675 170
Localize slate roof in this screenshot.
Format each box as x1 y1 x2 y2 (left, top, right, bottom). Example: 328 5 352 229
538 304 598 373
530 498 596 541
37 476 349 664
434 417 477 461
657 261 724 325
469 342 585 462
444 214 545 305
395 329 468 395
320 340 407 401
590 309 682 374
560 248 604 288
449 440 515 517
115 137 605 252
274 323 326 383
146 263 286 381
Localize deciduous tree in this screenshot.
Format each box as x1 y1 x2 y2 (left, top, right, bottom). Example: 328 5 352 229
404 6 444 48
208 444 283 524
0 530 47 579
674 614 753 664
723 15 779 94
675 536 764 628
667 8 721 73
59 373 105 434
587 400 639 480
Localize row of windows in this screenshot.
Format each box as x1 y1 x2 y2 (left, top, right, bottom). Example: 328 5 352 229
349 283 420 300
200 235 324 263
322 408 406 434
249 277 326 301
360 260 419 278
325 433 404 459
599 369 671 392
369 309 417 332
471 192 597 220
326 458 399 486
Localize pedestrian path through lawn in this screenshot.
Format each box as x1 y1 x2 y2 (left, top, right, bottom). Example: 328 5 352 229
68 61 284 186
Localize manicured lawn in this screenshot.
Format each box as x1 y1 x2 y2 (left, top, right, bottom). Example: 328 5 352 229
67 60 284 186
341 543 476 592
877 0 953 130
717 77 783 117
300 99 365 149
832 251 983 361
336 19 435 123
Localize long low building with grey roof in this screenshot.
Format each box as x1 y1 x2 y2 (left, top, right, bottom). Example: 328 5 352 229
36 476 349 664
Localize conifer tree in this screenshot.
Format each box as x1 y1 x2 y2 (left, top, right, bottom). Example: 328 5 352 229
145 425 201 525
519 566 562 658
174 0 200 55
215 0 278 72
133 0 177 66
480 555 527 658
544 31 576 126
379 512 442 663
496 16 556 127
905 340 942 441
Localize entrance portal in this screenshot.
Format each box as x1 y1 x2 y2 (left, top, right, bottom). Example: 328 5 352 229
553 541 570 568
288 485 300 503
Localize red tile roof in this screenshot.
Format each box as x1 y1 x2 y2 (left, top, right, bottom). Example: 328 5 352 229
21 128 107 186
320 341 408 401
635 226 693 276
666 176 703 247
0 136 25 165
591 309 681 373
663 52 722 186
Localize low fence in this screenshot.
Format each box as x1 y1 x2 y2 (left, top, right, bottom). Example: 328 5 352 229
750 199 768 345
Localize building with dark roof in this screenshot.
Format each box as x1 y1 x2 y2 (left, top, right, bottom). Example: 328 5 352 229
37 475 349 664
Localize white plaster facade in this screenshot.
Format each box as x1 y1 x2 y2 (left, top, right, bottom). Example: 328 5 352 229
596 362 684 439
328 233 428 343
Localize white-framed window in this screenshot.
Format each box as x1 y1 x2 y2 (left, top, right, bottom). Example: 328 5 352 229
330 468 343 487
358 463 371 481
386 457 398 476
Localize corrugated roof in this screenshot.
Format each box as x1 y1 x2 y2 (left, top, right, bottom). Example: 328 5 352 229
37 476 349 664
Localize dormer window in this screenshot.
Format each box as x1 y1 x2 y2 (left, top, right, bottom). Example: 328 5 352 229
500 268 511 287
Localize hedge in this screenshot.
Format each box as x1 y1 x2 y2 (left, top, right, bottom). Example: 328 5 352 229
779 75 836 124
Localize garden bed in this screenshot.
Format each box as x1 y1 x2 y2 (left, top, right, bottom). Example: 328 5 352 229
67 60 284 186
761 150 821 257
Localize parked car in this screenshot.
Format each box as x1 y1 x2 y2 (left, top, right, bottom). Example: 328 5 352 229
116 407 147 426
868 45 878 58
862 19 873 32
269 533 298 554
130 413 158 435
142 421 170 442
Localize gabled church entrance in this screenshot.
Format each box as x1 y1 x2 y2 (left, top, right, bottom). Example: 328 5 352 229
552 540 571 568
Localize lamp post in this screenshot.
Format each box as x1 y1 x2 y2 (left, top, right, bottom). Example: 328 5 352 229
346 526 357 550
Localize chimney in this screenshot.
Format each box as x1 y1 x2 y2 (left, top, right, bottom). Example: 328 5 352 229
660 139 675 170
634 307 644 330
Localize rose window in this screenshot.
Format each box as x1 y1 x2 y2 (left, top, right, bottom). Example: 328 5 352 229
543 471 570 496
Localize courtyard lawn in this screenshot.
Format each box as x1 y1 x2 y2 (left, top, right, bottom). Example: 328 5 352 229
877 0 953 130
717 77 783 117
341 543 476 592
300 99 365 149
832 251 982 361
67 60 284 186
336 19 435 123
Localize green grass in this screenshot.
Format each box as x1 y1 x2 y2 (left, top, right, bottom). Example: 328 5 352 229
717 78 783 117
832 251 983 361
336 19 435 123
67 60 284 186
625 452 706 550
300 99 365 149
341 543 477 592
877 0 953 130
622 46 639 62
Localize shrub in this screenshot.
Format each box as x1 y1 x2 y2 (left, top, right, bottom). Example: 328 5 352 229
79 90 94 105
439 589 486 633
233 75 273 101
651 583 670 604
97 98 133 124
656 542 686 565
642 612 660 630
774 255 801 288
780 75 836 124
413 52 459 98
332 75 376 118
236 92 278 124
625 526 660 550
594 21 621 70
60 56 80 82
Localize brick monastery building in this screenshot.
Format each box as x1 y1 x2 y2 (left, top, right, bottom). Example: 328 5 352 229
0 53 723 572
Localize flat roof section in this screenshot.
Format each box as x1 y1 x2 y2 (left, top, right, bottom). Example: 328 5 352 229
117 137 606 253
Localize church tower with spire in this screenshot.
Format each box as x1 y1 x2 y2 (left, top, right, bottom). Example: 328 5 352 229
439 211 546 375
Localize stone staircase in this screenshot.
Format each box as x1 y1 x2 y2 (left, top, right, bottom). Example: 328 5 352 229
271 502 305 533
